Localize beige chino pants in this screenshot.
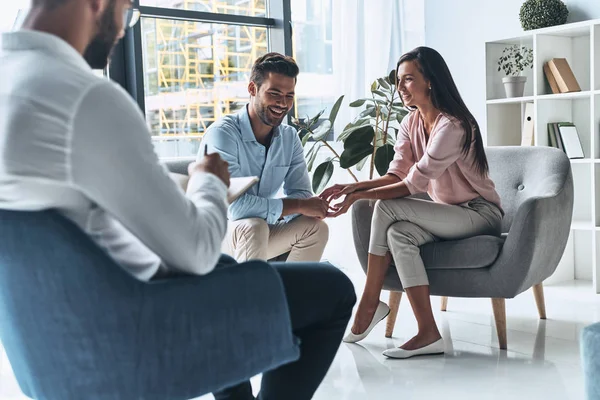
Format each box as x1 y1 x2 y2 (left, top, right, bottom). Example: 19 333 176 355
223 216 329 263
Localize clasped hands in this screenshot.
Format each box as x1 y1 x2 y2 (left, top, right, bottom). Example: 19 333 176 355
319 183 361 218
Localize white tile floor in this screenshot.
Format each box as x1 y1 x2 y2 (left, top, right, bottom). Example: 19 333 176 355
1 279 597 400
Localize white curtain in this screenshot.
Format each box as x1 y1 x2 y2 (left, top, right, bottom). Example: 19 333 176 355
331 0 405 136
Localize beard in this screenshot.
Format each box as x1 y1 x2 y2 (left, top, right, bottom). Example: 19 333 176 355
253 100 287 127
83 0 119 69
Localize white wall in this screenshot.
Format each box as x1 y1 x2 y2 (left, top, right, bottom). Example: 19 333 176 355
424 0 600 138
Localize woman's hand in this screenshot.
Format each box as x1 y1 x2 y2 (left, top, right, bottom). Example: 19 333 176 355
327 192 360 218
319 183 358 203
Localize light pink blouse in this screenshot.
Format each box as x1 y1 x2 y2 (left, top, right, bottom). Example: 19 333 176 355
387 110 502 211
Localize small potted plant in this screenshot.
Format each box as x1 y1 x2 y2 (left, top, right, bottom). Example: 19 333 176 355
497 44 533 98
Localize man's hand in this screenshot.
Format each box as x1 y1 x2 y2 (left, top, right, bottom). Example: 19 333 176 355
297 197 329 219
188 153 230 188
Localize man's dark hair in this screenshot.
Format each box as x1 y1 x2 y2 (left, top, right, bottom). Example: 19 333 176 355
31 0 69 9
250 52 299 87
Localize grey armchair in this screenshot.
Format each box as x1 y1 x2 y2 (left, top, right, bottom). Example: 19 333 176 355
352 146 573 349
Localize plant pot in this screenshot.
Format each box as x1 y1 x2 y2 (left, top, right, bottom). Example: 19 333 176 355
502 76 527 98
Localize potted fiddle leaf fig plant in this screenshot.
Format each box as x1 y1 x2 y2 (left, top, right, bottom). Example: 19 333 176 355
497 44 533 98
293 69 407 194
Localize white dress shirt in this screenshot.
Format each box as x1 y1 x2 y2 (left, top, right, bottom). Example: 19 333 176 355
0 30 228 280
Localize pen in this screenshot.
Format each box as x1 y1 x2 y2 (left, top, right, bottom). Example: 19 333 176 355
204 144 208 156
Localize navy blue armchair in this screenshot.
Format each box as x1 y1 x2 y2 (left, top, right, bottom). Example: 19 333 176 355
0 210 299 400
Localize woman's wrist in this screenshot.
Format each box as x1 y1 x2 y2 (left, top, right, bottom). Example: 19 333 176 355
352 190 368 201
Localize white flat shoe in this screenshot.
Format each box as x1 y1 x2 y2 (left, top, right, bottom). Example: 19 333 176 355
343 301 390 343
382 338 445 359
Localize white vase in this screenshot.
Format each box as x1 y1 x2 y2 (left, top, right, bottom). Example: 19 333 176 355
502 76 527 98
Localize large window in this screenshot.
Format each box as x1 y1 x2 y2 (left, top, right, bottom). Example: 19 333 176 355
141 17 267 158
130 0 275 158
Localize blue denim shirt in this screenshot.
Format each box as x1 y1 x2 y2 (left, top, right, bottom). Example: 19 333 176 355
198 105 313 224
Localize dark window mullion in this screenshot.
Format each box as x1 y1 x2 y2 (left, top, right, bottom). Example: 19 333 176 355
139 6 275 28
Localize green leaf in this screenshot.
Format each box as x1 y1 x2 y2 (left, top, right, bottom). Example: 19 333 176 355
312 161 335 194
349 99 368 107
344 125 375 149
309 109 325 127
306 141 321 160
356 155 370 171
371 80 377 92
337 121 372 142
300 128 312 146
340 143 374 169
373 89 388 98
328 95 345 125
307 143 321 172
388 69 397 86
359 106 377 119
386 134 396 146
374 144 395 176
377 78 390 90
312 120 333 141
396 112 405 124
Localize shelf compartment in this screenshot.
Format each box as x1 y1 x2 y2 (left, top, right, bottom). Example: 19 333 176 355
486 38 534 101
536 29 591 96
536 97 591 158
486 103 527 146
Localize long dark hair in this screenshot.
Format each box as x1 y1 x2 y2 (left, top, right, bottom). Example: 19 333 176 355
397 47 489 176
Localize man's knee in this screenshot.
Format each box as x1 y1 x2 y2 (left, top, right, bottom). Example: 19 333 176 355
324 265 357 310
294 216 329 244
233 218 269 241
311 218 329 243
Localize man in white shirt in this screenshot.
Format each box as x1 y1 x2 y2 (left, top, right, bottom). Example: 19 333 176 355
0 1 355 399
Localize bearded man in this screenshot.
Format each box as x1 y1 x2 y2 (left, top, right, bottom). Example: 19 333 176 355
199 53 330 263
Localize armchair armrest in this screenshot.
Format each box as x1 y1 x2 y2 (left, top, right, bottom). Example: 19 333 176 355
491 172 574 296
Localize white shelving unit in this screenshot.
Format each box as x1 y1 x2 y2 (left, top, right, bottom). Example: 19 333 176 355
485 19 600 293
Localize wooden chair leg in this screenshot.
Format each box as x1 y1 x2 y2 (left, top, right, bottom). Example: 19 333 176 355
385 291 402 338
532 283 547 319
491 298 507 350
441 296 448 311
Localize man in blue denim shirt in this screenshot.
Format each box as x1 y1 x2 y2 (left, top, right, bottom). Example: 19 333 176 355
198 53 329 263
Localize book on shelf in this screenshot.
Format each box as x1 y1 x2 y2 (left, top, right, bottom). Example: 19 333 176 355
543 62 561 94
553 122 564 152
521 102 534 146
547 58 581 93
547 122 584 159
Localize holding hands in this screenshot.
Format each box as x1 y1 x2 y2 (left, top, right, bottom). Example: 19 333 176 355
319 183 361 218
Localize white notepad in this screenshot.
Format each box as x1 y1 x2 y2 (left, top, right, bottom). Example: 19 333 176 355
168 173 259 203
227 176 259 203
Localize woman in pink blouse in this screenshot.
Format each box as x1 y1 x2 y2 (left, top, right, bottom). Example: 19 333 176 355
321 47 503 359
